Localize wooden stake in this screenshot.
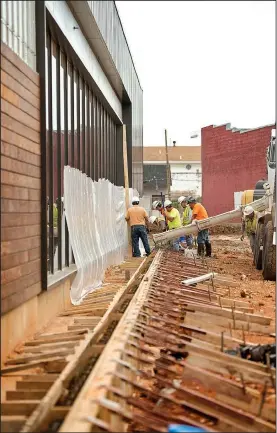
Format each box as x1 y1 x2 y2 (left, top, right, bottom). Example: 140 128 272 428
123 124 131 245
164 129 171 200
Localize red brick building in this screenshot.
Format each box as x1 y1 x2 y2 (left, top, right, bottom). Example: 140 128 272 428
201 123 275 216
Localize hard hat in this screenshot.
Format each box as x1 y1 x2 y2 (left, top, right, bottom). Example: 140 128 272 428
243 205 254 216
152 200 161 209
149 215 157 224
187 196 196 204
132 196 139 203
164 199 172 207
178 196 186 204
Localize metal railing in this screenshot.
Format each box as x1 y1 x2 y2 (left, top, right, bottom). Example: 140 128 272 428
1 0 36 70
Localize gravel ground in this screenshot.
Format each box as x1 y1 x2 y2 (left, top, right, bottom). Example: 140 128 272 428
209 233 276 343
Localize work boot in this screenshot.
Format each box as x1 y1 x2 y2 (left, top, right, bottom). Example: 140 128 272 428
205 241 212 257
197 244 205 257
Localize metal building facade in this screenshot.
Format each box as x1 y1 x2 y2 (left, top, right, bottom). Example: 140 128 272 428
86 1 143 194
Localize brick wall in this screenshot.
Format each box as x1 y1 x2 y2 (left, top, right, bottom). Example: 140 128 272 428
201 123 275 217
1 42 41 315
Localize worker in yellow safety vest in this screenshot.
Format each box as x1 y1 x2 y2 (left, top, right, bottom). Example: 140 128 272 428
164 199 182 252
177 196 193 248
241 205 258 253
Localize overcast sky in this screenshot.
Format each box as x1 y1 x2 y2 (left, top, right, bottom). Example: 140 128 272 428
116 1 275 146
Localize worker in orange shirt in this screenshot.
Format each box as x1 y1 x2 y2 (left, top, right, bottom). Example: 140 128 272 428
187 197 211 257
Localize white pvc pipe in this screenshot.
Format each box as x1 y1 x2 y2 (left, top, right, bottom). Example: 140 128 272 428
182 272 218 286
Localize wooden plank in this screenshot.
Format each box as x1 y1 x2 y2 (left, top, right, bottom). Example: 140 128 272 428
1 84 39 120
36 329 88 339
1 69 40 109
20 375 59 381
1 141 40 167
23 342 78 353
1 259 40 285
1 282 41 316
1 225 40 242
0 357 65 374
1 42 39 86
1 401 40 416
1 185 40 202
1 213 41 229
1 99 40 132
1 113 40 144
1 415 27 432
21 255 153 433
5 349 72 366
1 155 40 178
16 381 52 391
6 390 46 401
1 270 41 299
25 335 85 346
1 126 40 155
58 252 161 433
1 169 40 190
182 302 271 325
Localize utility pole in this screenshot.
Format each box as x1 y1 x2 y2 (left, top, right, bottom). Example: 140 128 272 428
164 129 171 200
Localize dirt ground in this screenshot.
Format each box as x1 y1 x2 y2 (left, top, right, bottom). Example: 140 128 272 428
209 232 276 343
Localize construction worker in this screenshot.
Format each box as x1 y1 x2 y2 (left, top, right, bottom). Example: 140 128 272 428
152 200 167 231
177 196 193 248
241 205 257 253
187 197 211 257
125 196 151 258
164 199 182 251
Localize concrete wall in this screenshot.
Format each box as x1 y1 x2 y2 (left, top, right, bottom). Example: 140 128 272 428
1 274 74 364
201 123 275 216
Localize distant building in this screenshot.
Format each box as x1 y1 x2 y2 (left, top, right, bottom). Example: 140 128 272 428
201 122 275 216
143 146 202 202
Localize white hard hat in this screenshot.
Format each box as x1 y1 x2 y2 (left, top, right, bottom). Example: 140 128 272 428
149 215 157 224
152 200 159 209
132 196 139 203
164 200 172 207
178 196 186 204
243 205 254 216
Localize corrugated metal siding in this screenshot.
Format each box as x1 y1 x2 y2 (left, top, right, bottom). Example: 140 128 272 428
1 0 36 71
88 0 143 194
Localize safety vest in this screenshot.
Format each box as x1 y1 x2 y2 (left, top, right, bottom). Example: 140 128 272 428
182 205 191 226
53 205 58 229
245 212 257 236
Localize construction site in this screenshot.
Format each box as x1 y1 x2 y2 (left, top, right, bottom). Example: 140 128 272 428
1 1 276 433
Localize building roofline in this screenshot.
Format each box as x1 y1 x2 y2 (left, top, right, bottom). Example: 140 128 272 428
209 122 275 134
114 1 143 91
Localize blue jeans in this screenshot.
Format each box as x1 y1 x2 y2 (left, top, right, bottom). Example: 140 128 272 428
197 229 209 245
179 235 193 247
131 225 151 257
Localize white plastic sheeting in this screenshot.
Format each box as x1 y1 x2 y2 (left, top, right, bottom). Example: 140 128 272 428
64 166 139 305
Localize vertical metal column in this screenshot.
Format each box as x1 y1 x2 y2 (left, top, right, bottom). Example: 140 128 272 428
47 34 54 274
35 0 48 289
64 56 69 267
56 44 62 270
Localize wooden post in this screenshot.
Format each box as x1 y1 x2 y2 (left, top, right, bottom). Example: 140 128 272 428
164 129 171 200
123 125 131 245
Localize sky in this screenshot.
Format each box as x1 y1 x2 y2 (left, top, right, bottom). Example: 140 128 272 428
116 1 275 146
